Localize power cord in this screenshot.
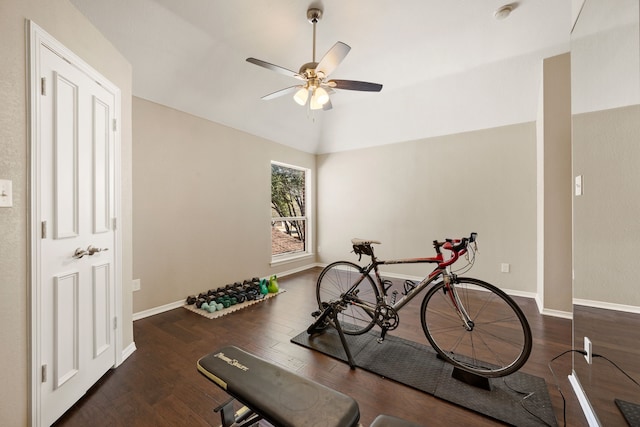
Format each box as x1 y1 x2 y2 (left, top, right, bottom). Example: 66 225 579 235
548 348 640 427
591 353 640 388
502 376 554 427
548 349 583 427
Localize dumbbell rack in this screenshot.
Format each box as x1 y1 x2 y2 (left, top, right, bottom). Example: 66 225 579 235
186 278 267 314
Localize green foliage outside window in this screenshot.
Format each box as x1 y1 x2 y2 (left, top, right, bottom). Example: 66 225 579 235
271 164 306 255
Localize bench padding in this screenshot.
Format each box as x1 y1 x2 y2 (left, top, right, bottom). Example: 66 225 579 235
197 346 360 427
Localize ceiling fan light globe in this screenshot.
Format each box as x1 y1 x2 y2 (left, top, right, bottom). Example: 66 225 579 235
314 87 330 105
309 93 323 110
293 88 308 105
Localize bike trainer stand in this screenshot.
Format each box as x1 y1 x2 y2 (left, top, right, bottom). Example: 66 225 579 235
308 301 357 369
310 302 492 391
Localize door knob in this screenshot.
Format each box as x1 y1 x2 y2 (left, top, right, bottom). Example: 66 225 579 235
73 246 109 259
73 248 90 259
87 245 108 255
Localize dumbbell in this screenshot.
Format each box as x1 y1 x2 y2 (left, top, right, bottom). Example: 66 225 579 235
185 295 197 305
201 302 217 313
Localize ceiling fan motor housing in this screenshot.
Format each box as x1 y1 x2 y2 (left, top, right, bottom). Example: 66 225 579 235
307 8 322 23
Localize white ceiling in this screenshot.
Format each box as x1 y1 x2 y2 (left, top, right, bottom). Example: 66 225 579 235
70 0 571 154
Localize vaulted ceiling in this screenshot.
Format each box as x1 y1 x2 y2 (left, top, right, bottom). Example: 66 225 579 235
70 0 571 153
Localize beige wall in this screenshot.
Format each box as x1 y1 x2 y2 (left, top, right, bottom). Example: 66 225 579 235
316 123 538 295
132 97 316 313
0 0 133 425
539 53 573 313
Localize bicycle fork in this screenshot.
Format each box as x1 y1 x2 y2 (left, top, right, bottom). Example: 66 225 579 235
443 272 474 331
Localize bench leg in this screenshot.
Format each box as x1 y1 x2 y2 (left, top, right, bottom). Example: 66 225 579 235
214 398 263 427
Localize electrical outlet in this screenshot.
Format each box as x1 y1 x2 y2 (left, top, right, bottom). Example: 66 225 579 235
584 336 592 364
501 263 510 273
132 279 141 292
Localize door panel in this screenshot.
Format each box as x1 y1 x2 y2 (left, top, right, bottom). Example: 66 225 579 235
53 71 79 239
92 263 112 357
92 96 111 234
53 272 79 389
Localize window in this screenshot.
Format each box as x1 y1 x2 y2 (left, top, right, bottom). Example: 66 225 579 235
271 162 310 260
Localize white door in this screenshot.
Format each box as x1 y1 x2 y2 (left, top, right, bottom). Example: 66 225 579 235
37 43 117 426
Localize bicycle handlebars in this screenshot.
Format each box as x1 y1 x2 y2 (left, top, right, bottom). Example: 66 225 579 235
433 232 477 254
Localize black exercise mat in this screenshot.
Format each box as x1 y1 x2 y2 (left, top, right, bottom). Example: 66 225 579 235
616 399 640 427
291 328 557 427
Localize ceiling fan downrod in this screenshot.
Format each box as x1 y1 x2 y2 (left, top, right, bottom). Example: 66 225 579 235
307 8 322 63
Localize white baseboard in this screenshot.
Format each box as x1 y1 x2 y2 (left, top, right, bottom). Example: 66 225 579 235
568 372 601 426
133 300 184 321
540 307 573 319
273 263 322 278
121 341 137 362
573 298 640 314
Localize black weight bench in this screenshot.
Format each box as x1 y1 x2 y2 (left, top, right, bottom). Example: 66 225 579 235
197 346 423 427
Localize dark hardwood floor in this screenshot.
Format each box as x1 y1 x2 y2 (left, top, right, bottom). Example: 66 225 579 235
54 268 586 426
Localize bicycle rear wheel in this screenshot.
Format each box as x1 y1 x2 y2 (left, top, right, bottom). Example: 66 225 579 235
421 277 532 377
316 261 379 335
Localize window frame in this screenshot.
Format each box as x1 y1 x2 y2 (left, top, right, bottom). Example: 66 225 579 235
270 161 313 265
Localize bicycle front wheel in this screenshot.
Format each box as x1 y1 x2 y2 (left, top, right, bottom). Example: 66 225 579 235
316 261 380 335
421 277 532 377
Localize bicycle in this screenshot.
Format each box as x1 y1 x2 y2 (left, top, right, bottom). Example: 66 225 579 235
308 232 532 378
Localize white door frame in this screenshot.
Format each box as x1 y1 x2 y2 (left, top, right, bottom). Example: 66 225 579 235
27 20 123 426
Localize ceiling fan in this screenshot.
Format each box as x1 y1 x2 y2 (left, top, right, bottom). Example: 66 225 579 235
246 6 383 111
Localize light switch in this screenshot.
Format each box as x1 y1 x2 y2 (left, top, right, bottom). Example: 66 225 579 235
0 180 12 208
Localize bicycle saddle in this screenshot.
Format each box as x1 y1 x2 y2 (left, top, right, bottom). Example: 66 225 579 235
351 238 381 245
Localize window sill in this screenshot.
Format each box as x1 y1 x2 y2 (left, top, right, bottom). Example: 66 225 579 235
270 252 314 267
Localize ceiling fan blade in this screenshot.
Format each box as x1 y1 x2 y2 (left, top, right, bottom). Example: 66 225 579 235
316 42 351 78
261 86 301 100
328 79 383 92
246 58 305 80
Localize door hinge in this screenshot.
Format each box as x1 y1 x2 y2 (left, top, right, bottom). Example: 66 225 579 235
113 317 117 330
112 118 117 132
112 217 117 230
41 77 47 96
41 220 47 239
41 364 47 383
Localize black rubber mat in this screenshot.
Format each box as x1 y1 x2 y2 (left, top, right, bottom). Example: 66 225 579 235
291 328 557 427
616 399 640 427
